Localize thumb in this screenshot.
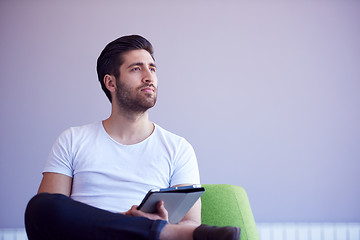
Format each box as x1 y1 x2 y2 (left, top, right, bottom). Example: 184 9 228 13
157 201 168 220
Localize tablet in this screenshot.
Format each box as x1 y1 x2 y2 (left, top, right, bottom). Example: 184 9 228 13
137 184 205 223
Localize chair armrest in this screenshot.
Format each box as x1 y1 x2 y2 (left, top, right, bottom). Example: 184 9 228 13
201 184 259 240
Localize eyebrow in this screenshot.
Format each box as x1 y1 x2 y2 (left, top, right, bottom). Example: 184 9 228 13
127 62 157 69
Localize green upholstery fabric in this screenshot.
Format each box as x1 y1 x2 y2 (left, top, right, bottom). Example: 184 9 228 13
201 184 259 240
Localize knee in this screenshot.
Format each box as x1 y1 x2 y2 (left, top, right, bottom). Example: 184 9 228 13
26 193 63 211
25 193 69 239
25 193 68 224
25 193 48 218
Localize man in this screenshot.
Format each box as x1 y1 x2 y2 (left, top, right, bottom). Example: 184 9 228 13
25 35 240 240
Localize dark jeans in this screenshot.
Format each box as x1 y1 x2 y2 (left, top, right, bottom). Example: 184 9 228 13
25 193 167 240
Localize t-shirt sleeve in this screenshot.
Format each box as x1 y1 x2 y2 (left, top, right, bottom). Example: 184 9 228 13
43 129 74 177
170 138 200 186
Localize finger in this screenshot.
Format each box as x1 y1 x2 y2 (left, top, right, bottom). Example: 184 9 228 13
157 201 164 210
125 205 137 216
157 201 168 220
131 205 138 210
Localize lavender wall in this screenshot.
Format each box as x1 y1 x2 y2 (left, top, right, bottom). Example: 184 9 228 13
1 0 359 227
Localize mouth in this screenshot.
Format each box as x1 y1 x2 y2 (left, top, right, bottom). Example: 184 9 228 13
140 84 156 93
141 87 154 93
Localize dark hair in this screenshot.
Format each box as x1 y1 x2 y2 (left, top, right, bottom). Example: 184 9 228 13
96 35 154 102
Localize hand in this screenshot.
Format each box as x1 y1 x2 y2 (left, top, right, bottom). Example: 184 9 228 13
125 201 169 222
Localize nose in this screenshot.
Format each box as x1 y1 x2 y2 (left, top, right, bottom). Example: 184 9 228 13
142 68 156 84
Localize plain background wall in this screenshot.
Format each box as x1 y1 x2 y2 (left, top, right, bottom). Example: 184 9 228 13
1 0 359 228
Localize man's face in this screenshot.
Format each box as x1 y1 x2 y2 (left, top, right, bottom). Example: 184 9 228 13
115 49 158 113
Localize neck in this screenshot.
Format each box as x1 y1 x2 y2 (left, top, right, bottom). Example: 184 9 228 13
103 104 154 145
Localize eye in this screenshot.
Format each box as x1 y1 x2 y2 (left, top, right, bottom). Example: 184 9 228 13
131 67 141 72
150 67 156 72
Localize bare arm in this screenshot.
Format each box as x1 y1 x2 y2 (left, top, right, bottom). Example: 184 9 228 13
172 184 201 226
125 184 201 226
38 172 73 196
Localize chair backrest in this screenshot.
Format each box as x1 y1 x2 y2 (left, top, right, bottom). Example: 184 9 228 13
201 184 260 240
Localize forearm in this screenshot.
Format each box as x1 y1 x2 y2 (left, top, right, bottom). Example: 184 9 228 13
177 219 201 226
177 198 201 226
169 184 202 226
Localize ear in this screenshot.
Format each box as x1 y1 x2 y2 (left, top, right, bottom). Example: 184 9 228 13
103 74 117 93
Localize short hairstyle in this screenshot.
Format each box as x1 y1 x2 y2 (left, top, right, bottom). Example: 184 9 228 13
96 35 154 102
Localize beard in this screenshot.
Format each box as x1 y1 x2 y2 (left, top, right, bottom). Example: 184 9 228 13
115 78 157 113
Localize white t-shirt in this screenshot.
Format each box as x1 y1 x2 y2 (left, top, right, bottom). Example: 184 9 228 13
44 121 200 213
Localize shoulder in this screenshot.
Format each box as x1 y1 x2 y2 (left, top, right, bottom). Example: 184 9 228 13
57 121 102 142
69 121 101 134
154 124 181 138
153 124 193 149
154 124 184 141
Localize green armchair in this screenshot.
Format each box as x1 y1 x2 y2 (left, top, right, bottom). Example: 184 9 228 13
201 184 260 240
